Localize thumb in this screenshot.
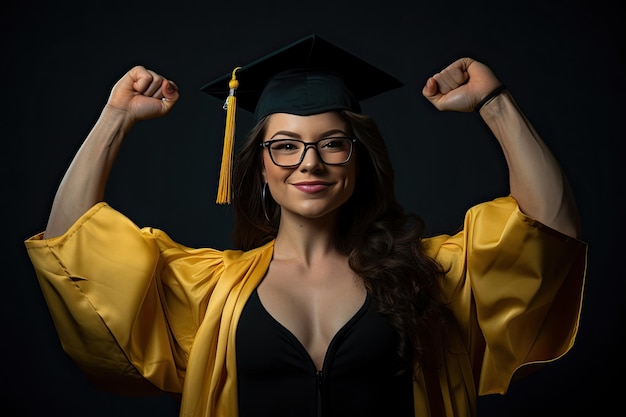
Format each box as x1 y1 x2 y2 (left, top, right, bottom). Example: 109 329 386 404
422 77 440 101
160 80 180 110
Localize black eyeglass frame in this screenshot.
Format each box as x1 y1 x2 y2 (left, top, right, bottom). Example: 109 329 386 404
260 137 357 168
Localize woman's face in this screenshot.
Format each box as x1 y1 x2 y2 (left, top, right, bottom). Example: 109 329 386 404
261 111 357 222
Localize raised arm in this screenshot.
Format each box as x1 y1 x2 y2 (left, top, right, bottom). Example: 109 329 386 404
43 66 180 238
422 58 581 238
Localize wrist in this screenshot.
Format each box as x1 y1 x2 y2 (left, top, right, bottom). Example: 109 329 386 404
475 85 506 113
101 104 135 133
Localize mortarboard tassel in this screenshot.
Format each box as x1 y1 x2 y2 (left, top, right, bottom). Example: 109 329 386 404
216 66 242 204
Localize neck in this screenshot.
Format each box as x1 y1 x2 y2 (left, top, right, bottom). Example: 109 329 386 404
273 210 343 265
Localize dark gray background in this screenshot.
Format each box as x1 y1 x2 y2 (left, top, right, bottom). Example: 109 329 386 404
2 0 622 415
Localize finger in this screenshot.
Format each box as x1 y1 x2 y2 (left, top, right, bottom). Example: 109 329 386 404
434 67 468 94
143 70 165 97
421 77 439 99
130 66 156 95
432 73 454 94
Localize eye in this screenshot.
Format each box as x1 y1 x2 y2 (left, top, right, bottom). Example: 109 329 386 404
270 140 302 152
320 138 350 151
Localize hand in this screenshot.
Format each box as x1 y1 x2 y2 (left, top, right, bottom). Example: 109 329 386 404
106 65 180 123
422 57 502 112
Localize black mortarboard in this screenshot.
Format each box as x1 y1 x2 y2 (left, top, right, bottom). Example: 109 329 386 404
200 34 403 203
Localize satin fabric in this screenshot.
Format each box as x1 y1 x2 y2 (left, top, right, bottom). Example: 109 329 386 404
24 196 587 417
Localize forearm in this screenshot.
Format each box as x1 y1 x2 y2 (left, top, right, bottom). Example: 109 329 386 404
479 91 581 238
44 105 133 238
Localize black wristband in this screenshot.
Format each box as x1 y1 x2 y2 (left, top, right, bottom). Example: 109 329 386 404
474 85 506 112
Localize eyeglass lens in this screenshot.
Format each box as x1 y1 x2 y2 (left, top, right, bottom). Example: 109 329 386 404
267 138 354 167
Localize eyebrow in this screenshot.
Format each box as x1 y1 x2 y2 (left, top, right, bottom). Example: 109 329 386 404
269 129 348 140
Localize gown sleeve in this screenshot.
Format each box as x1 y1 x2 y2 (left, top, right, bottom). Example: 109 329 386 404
24 202 227 396
423 196 587 395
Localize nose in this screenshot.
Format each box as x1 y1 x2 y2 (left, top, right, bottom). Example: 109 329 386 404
299 144 323 170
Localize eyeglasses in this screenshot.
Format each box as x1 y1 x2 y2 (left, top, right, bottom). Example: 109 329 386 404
261 137 357 168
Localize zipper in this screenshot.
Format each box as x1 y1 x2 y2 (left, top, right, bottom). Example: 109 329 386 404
313 294 369 417
316 370 324 417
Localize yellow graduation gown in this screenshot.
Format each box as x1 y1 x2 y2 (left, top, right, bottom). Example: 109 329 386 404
24 196 587 417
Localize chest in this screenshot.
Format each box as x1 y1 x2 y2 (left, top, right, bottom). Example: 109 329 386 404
235 289 414 417
257 262 366 369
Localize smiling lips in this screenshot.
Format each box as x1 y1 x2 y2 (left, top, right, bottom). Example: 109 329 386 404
292 181 332 193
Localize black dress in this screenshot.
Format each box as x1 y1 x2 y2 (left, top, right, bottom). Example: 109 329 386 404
236 288 415 417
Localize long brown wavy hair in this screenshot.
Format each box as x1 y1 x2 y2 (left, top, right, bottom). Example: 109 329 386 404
231 110 452 369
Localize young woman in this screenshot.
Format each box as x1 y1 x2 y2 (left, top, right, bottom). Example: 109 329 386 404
25 35 587 417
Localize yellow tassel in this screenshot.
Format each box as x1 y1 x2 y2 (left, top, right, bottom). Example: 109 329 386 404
216 67 241 204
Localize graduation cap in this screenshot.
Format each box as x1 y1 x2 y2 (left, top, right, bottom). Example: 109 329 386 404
200 34 403 204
